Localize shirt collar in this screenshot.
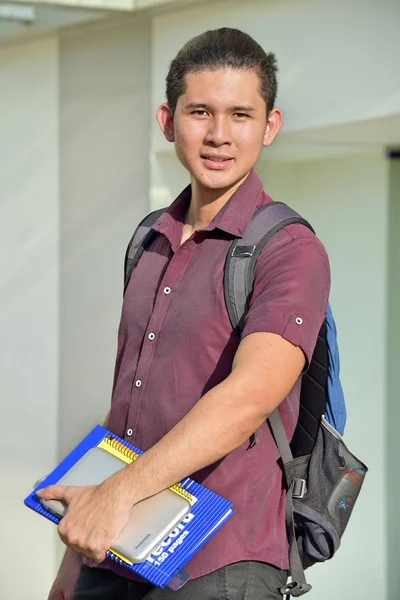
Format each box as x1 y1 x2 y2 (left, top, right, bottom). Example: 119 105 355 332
204 169 264 238
152 169 265 241
151 185 191 248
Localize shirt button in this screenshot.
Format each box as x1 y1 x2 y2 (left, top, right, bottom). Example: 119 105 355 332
164 287 171 294
295 317 303 325
148 333 155 341
135 379 142 388
126 428 133 436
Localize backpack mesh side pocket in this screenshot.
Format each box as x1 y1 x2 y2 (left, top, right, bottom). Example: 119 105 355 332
293 417 367 568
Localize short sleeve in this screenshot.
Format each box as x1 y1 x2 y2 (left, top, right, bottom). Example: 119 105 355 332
241 224 331 367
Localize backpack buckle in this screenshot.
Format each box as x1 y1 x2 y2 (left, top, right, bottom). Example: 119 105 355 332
292 478 307 499
280 581 312 597
231 245 256 258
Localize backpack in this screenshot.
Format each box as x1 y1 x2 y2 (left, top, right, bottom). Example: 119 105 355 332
124 202 368 598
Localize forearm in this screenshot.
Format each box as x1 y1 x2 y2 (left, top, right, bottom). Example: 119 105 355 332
110 332 304 507
48 546 82 598
58 546 82 574
115 369 275 504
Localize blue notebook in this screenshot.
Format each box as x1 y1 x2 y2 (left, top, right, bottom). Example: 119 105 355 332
24 425 234 590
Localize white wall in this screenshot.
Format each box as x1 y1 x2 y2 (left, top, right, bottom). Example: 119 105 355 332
0 36 60 599
260 153 388 599
387 154 400 600
58 17 152 457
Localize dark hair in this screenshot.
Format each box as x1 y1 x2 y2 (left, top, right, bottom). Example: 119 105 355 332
166 28 278 114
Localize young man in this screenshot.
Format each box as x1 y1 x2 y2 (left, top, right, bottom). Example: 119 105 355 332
41 28 330 600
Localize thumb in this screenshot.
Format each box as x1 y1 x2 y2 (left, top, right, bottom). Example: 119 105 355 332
36 484 72 503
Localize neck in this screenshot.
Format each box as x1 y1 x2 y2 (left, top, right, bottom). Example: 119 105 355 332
186 172 250 229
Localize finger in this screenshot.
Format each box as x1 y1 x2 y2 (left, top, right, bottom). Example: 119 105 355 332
57 521 82 553
74 546 106 563
57 517 107 561
36 484 73 503
57 527 106 563
85 544 107 563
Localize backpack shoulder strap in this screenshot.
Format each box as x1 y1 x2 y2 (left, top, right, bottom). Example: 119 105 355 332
224 201 318 597
124 208 166 294
224 201 314 331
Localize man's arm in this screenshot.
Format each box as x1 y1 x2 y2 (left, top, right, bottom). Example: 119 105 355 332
117 331 304 500
46 549 82 600
38 332 304 563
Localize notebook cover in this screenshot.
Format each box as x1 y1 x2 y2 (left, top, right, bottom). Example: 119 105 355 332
24 425 234 589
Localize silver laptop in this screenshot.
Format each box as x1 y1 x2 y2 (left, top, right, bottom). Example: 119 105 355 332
40 446 191 563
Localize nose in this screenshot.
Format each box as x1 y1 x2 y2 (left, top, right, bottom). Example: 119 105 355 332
204 116 232 147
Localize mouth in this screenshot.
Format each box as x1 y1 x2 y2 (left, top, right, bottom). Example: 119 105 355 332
200 154 234 170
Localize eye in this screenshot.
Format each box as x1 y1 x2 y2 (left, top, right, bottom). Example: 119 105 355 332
191 110 209 117
233 112 250 119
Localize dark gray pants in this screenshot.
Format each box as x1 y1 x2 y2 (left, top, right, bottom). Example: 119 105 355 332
74 562 287 600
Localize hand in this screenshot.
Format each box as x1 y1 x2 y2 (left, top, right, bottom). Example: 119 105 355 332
37 474 134 562
47 567 77 600
47 548 82 600
48 576 74 600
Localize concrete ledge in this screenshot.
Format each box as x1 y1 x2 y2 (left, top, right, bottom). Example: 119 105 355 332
6 0 135 11
5 0 196 12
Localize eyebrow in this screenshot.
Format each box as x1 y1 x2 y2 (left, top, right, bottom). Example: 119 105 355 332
184 103 255 112
232 105 255 112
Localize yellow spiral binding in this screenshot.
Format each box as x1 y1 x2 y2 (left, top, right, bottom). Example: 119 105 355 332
99 435 195 505
103 435 139 462
169 483 194 504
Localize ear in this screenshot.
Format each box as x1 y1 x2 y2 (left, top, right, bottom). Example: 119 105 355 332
263 108 283 147
156 103 175 143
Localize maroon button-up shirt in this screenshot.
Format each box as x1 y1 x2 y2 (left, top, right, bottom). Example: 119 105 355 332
105 169 330 579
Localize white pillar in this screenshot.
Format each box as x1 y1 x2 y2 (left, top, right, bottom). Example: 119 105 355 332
0 36 60 599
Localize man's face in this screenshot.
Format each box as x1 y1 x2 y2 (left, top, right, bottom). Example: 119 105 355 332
157 68 281 191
